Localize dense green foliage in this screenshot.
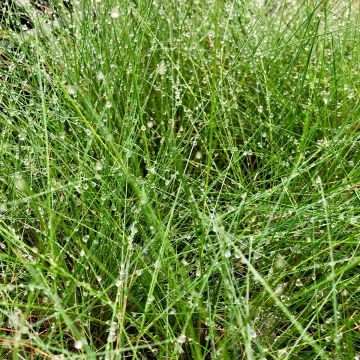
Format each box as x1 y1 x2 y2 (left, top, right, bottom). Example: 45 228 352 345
0 0 359 358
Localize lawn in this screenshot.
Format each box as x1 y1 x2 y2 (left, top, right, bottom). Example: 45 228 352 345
0 0 359 359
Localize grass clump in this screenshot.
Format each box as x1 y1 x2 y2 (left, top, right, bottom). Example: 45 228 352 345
0 0 359 358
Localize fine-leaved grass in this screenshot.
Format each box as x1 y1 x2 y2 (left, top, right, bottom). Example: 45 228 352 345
0 0 359 359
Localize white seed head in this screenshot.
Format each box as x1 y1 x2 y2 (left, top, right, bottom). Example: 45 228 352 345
15 0 30 6
110 7 120 19
96 71 105 81
74 340 83 350
15 177 26 191
274 254 286 269
181 258 189 266
136 269 143 276
106 133 114 142
274 282 287 296
249 328 257 339
156 61 166 76
177 334 187 344
95 161 103 171
66 85 77 96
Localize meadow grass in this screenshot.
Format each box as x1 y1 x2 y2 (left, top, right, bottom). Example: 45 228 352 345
0 0 359 358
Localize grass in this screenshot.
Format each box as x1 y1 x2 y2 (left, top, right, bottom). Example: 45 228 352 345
0 0 359 358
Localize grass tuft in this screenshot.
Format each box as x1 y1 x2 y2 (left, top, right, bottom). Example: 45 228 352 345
0 0 359 358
